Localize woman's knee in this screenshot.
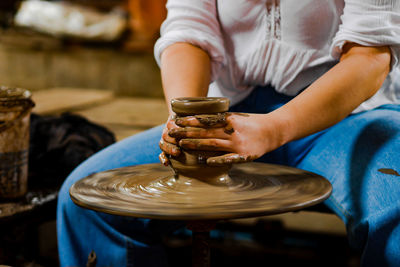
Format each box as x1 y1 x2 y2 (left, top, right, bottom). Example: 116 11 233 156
298 105 400 266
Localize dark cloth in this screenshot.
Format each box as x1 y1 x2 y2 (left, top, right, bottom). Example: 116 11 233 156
28 112 115 187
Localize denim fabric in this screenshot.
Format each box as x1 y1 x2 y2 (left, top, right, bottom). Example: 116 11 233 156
57 85 400 267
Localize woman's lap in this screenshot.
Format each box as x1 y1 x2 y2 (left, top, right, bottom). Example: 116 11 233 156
296 104 400 266
57 92 400 266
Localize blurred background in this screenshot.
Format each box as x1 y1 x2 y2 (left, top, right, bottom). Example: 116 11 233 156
0 0 166 98
0 1 361 266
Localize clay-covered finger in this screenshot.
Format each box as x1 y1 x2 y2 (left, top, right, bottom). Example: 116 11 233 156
159 152 170 166
169 127 231 139
162 129 177 144
178 138 231 151
206 153 257 166
159 139 181 156
175 114 227 128
166 118 179 130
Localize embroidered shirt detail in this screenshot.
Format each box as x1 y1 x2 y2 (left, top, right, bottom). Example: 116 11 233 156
265 0 281 40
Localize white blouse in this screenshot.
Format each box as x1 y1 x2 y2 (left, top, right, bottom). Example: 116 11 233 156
154 0 400 112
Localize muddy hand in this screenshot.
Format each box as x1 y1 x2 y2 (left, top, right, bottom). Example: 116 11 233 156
169 118 234 152
158 118 181 166
175 113 228 128
169 112 278 166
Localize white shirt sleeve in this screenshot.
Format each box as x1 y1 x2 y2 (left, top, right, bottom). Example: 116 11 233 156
154 0 226 81
330 0 400 70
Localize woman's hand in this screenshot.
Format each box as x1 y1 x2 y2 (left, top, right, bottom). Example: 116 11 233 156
168 112 286 165
158 116 181 166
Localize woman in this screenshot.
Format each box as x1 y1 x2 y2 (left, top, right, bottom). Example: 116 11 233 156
57 0 400 266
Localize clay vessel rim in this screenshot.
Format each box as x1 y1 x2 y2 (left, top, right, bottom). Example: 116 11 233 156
171 97 228 103
171 97 229 115
0 87 32 101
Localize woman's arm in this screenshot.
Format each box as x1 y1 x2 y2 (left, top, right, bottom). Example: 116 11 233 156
161 42 211 114
158 42 212 164
274 43 391 145
172 43 392 164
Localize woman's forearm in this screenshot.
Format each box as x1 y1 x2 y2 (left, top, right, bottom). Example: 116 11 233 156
272 44 391 145
160 43 211 114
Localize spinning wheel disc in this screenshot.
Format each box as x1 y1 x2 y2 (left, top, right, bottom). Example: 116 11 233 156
70 162 332 220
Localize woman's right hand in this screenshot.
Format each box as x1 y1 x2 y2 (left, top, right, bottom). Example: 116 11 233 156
158 116 181 166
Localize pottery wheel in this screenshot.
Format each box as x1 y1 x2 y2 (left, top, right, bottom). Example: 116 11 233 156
70 162 332 220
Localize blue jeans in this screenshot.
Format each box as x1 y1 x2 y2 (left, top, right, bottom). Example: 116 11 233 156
57 86 400 267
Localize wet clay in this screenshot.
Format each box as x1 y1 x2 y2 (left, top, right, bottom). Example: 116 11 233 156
169 148 230 183
206 153 258 165
193 114 226 127
158 152 169 166
70 162 332 220
229 112 250 117
224 126 235 135
378 168 400 176
175 114 227 128
169 97 231 183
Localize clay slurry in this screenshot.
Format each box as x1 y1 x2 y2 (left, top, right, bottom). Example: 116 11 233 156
378 168 400 176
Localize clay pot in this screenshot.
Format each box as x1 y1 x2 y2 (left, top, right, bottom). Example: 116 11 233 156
169 97 231 185
0 86 35 198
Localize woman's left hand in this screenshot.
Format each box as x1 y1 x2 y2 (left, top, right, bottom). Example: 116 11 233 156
168 112 285 165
